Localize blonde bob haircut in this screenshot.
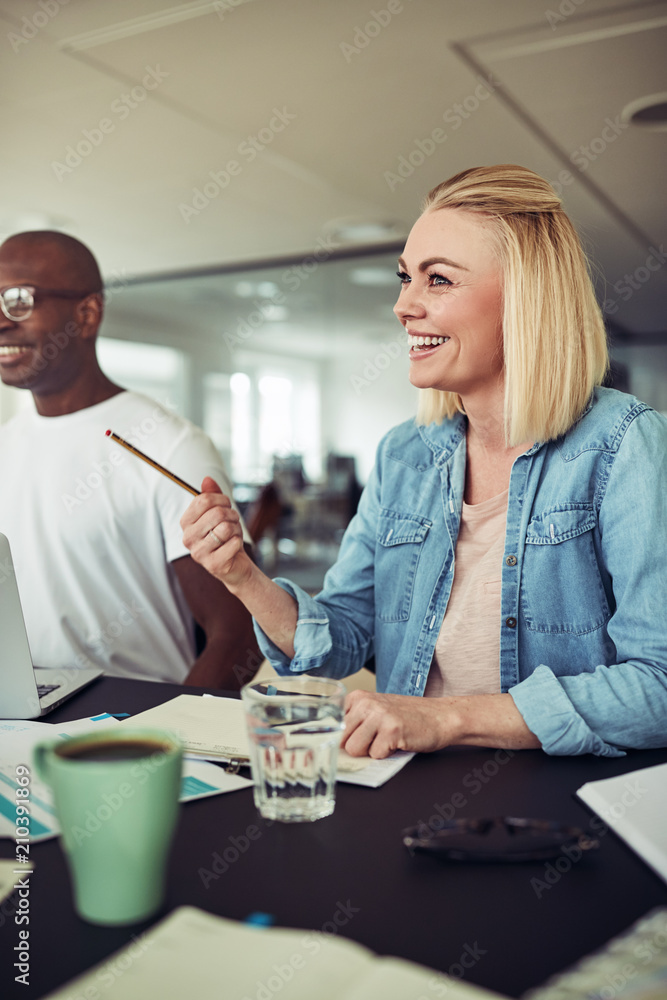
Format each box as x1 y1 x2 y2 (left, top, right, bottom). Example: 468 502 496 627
416 164 609 445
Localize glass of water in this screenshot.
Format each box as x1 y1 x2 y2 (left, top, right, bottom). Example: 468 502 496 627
241 676 347 822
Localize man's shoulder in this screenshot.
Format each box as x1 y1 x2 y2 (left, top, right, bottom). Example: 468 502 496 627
0 407 33 441
110 391 213 447
111 390 190 427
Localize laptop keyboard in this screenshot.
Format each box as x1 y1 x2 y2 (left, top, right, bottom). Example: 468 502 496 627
37 683 60 697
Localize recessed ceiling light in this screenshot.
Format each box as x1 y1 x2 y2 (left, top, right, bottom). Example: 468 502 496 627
349 267 399 287
622 93 667 131
234 279 281 300
324 217 406 244
1 212 71 233
260 304 289 322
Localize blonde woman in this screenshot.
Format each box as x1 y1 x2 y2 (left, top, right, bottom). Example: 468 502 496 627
181 164 667 759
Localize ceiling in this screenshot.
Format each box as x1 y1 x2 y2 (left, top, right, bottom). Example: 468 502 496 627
1 0 666 349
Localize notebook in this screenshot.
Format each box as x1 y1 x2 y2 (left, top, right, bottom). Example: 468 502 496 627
0 532 102 719
576 762 667 884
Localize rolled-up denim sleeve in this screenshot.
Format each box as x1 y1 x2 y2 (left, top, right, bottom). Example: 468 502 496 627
253 462 381 679
253 578 334 675
510 665 627 757
510 408 667 756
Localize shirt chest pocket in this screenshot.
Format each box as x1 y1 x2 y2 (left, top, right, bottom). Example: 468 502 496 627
375 510 431 623
521 506 611 635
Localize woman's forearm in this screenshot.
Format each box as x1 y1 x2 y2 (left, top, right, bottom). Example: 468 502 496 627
446 693 541 749
226 560 298 660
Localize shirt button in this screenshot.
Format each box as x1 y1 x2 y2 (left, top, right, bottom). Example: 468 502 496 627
505 617 517 629
505 555 517 566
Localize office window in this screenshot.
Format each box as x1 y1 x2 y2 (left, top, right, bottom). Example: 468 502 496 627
202 372 233 475
229 371 254 483
258 374 293 475
225 363 321 485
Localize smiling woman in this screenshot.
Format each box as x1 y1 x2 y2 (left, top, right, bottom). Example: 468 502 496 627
394 208 506 418
181 164 667 762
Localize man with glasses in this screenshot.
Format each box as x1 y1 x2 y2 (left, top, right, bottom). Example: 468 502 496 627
0 230 259 687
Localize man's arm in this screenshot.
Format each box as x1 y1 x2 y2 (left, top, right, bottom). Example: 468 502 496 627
172 553 261 689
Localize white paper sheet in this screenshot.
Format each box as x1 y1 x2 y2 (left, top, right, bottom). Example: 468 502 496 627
577 761 667 884
0 715 252 843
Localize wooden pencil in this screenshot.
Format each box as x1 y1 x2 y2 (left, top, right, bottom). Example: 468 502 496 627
105 430 200 496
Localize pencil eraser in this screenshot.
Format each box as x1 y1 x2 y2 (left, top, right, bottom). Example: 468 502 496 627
105 429 111 436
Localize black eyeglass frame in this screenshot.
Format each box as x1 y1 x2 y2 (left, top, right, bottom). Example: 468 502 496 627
0 285 97 322
402 816 600 863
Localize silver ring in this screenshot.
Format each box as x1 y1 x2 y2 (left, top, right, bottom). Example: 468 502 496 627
209 528 223 547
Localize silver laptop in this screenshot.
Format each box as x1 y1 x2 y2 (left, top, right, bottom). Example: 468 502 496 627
0 532 102 719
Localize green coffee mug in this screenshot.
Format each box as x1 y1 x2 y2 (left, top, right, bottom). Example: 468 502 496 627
34 727 182 925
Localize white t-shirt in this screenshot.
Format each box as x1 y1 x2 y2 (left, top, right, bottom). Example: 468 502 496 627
0 391 241 683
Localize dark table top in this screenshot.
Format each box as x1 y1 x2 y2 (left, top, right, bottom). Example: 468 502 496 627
2 676 666 1000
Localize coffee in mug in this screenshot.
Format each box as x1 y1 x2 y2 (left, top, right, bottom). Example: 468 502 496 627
34 728 182 925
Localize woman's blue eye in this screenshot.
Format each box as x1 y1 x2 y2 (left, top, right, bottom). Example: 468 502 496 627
396 270 410 284
429 273 452 286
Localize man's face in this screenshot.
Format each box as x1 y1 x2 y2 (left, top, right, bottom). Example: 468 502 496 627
0 242 90 394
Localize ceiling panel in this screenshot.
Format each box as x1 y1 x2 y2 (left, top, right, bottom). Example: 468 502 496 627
0 0 665 339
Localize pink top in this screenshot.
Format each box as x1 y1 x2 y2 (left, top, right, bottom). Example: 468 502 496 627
424 489 508 698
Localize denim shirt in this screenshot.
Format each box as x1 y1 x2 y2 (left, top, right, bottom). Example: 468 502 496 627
256 388 667 757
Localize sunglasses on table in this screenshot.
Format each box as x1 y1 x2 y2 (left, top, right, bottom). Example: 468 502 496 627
402 816 600 863
0 286 95 322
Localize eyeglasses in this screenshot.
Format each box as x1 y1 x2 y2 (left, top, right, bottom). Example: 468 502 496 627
0 286 94 322
402 816 600 863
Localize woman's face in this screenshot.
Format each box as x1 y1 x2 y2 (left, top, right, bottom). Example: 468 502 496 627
394 208 505 406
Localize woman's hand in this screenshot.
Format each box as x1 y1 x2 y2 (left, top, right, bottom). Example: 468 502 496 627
180 476 253 592
342 690 541 758
342 690 457 758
